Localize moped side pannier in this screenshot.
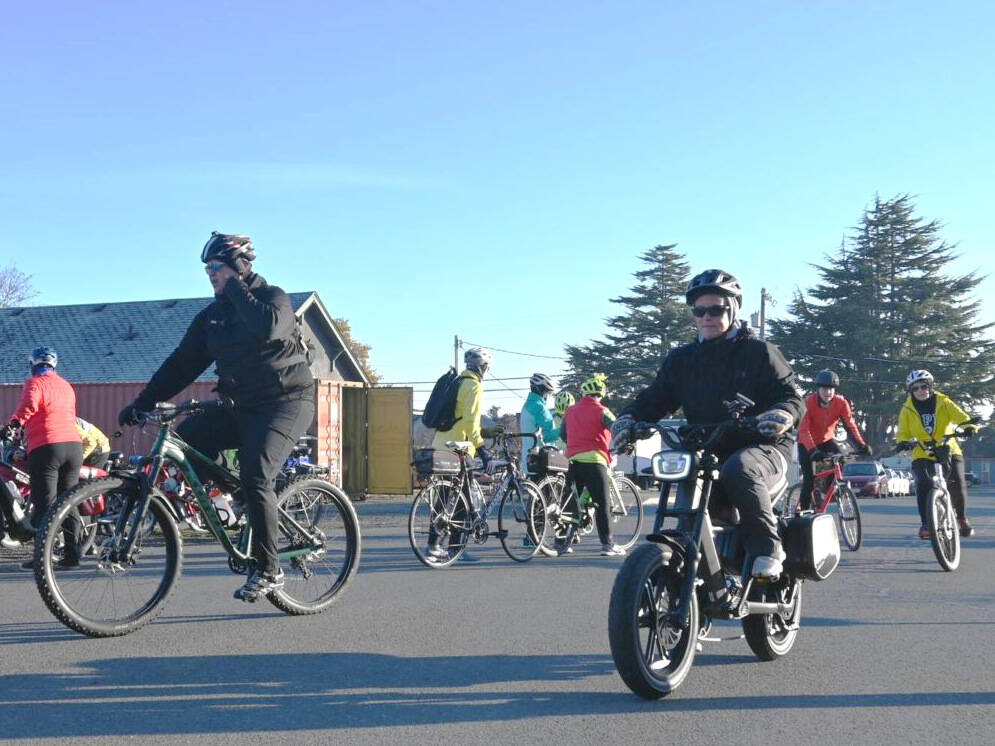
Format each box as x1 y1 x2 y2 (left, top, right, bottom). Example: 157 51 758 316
783 512 840 581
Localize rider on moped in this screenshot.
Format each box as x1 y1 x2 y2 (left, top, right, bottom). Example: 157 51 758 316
610 269 803 579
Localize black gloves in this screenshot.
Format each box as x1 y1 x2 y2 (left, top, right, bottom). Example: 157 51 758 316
118 403 146 427
610 414 635 452
856 443 873 456
896 441 914 452
1 420 20 442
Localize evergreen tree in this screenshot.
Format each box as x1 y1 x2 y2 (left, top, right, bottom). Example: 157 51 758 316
562 244 694 412
770 194 995 450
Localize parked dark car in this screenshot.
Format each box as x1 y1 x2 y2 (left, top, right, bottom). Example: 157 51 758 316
965 470 980 486
843 460 890 498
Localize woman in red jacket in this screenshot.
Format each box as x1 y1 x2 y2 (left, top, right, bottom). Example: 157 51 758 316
797 370 870 510
3 347 83 569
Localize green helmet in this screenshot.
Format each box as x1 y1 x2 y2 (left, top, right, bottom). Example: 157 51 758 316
580 373 607 398
554 390 575 416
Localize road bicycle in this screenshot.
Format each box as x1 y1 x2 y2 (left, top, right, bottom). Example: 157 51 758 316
896 418 979 572
32 399 361 638
408 432 548 567
534 463 644 556
784 450 861 551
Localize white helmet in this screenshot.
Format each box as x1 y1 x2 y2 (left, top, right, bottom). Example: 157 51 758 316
529 372 554 395
906 369 934 391
464 347 492 375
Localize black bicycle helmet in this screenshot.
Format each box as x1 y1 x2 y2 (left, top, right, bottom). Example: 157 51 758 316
685 269 743 307
201 231 256 265
814 370 840 388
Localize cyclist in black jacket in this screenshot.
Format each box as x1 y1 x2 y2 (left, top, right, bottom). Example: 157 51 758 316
611 269 803 579
119 232 315 601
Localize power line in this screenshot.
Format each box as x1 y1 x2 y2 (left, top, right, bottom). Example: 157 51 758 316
462 339 566 361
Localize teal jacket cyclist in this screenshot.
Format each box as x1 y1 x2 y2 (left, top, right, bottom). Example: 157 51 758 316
519 373 559 470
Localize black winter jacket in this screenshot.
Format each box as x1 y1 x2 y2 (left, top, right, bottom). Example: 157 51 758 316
620 323 803 458
134 273 314 410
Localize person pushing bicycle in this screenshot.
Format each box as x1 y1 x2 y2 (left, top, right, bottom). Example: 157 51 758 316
558 373 626 556
118 232 315 601
797 370 870 510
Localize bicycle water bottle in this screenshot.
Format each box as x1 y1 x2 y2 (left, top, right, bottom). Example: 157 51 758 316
469 479 485 515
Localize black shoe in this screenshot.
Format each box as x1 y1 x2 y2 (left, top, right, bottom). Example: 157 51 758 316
55 556 80 570
19 559 34 571
958 518 976 538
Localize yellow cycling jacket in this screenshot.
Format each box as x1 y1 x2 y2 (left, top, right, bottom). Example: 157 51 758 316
76 417 110 460
432 369 484 456
896 391 972 461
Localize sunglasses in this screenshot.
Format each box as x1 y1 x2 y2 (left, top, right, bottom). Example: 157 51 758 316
204 261 226 274
910 383 932 393
691 304 729 318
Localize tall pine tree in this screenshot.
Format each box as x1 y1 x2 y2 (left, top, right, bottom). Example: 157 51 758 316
770 194 995 449
562 244 694 412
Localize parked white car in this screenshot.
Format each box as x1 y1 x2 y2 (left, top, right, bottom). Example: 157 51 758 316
886 468 910 496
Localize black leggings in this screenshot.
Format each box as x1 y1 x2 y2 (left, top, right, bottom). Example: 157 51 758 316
912 455 968 524
565 461 614 546
28 442 84 529
797 440 844 510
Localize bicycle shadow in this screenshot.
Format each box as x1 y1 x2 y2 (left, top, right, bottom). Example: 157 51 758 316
1 651 991 738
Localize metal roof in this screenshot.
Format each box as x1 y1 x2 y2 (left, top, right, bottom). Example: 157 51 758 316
0 291 333 385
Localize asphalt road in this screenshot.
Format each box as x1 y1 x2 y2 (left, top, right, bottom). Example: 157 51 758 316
2 488 993 745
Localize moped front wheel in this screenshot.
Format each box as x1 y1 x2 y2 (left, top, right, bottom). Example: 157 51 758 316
608 543 698 699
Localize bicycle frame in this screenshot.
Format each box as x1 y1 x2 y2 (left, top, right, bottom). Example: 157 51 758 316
808 458 845 514
117 421 321 566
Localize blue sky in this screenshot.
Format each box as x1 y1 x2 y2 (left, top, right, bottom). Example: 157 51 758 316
2 1 992 409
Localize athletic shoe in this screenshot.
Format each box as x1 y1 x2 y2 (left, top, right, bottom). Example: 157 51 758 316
752 548 787 579
427 544 448 561
918 525 931 540
958 518 975 538
600 543 627 557
234 569 285 602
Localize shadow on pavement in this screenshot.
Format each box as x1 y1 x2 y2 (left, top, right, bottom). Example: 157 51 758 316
1 651 992 737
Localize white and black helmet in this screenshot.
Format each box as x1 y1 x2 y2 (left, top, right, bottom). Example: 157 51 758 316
201 231 256 265
686 268 743 324
29 346 58 368
906 369 934 391
464 346 493 375
529 372 555 395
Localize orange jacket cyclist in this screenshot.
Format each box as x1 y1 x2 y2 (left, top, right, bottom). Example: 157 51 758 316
3 347 84 570
897 370 977 539
559 374 625 557
797 370 870 509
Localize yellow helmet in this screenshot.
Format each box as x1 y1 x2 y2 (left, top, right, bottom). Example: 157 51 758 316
580 373 607 398
554 390 575 416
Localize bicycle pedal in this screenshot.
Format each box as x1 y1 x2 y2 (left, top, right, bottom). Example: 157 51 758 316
492 530 508 539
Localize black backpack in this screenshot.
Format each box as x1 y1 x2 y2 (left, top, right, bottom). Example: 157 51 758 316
421 368 462 431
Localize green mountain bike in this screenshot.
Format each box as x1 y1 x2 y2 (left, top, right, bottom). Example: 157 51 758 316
33 399 361 638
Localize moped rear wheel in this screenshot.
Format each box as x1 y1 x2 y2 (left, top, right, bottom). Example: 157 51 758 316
742 578 802 660
608 543 698 699
927 488 960 571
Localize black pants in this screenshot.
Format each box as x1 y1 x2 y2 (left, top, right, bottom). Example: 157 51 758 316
176 396 315 575
83 449 110 469
715 445 787 557
565 461 614 546
912 455 968 525
797 440 844 510
28 442 84 530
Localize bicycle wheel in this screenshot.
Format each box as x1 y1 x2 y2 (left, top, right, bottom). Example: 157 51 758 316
610 475 645 549
927 488 960 571
782 483 801 516
34 477 183 638
533 475 565 557
498 481 547 562
608 543 698 699
408 478 471 568
832 485 862 551
540 477 578 557
267 478 362 615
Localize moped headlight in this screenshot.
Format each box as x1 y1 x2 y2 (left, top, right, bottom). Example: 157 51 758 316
652 451 692 481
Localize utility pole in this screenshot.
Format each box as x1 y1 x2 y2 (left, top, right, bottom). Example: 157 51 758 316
759 288 775 340
453 335 461 371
